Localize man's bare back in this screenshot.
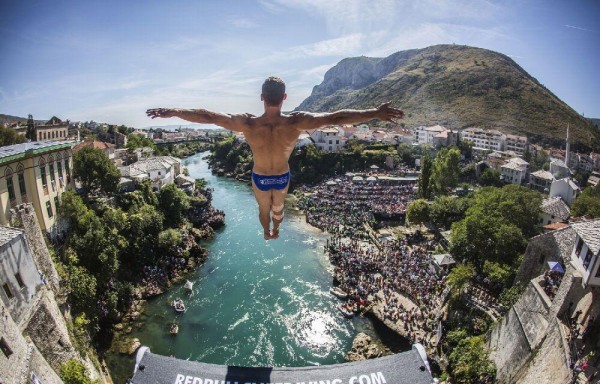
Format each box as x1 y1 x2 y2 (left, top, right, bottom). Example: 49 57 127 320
147 76 404 240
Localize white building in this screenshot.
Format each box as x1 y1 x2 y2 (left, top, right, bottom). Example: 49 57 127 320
296 132 313 148
460 127 505 152
540 196 570 226
310 127 346 152
529 170 554 193
119 156 182 190
412 125 448 146
500 157 529 185
549 177 580 207
570 219 600 288
504 134 528 155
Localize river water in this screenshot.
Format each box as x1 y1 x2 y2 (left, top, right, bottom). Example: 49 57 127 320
107 151 406 382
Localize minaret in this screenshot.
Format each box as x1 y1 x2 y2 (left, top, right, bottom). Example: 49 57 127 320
565 124 570 167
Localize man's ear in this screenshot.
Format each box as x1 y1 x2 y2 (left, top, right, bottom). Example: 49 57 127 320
261 94 265 101
283 93 287 101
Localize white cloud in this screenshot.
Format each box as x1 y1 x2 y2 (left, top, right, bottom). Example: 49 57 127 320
299 33 365 56
229 16 259 29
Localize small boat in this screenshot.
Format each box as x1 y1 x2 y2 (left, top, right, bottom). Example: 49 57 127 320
329 287 348 300
184 280 193 292
170 323 179 335
337 304 354 318
172 298 186 313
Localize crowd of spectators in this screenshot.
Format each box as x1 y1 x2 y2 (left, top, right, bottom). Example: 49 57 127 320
326 235 447 344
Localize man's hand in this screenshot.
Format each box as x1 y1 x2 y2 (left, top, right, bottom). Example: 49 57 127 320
146 108 178 119
376 102 404 122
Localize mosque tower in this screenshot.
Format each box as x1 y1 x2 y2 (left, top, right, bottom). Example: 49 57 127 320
565 123 570 167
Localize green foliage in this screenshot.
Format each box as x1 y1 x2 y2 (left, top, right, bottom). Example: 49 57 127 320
429 195 472 229
397 143 415 166
483 260 514 286
406 199 430 225
158 228 183 252
458 139 473 160
66 264 97 319
73 147 120 196
0 125 27 146
571 185 600 218
26 114 35 141
432 147 461 195
447 263 475 297
59 359 97 384
448 335 496 384
499 283 525 308
417 155 433 199
126 133 155 151
158 183 190 227
480 167 501 187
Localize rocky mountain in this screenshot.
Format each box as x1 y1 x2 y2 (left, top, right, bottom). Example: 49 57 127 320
296 45 600 151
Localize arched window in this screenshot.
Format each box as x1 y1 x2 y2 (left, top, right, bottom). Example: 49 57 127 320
4 167 15 200
39 158 48 189
16 163 26 196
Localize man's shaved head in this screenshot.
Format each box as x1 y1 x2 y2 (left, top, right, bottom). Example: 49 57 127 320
262 76 286 106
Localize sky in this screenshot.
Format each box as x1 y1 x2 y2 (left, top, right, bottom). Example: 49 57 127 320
0 0 599 128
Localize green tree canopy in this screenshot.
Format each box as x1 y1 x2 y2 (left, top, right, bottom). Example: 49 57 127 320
480 167 501 187
417 154 433 199
432 147 461 195
447 263 475 297
158 183 190 227
448 335 496 384
0 125 27 146
571 185 600 218
73 147 120 196
59 359 96 384
26 114 35 141
406 199 430 225
429 195 472 229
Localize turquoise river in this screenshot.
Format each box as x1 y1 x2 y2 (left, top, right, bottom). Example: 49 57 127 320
107 151 408 382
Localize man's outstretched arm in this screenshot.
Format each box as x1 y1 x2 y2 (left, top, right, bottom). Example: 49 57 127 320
146 108 253 132
289 102 404 130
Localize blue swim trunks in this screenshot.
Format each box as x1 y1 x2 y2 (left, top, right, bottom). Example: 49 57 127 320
252 170 291 191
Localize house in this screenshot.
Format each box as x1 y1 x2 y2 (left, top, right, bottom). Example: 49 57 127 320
296 132 313 148
500 157 529 185
540 196 570 226
570 219 600 287
34 116 69 142
0 141 75 233
529 170 554 193
587 172 600 188
310 127 346 152
412 125 448 146
549 177 579 206
119 156 182 190
591 153 600 172
73 140 115 160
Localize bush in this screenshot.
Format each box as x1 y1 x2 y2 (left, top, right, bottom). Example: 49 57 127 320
59 359 97 384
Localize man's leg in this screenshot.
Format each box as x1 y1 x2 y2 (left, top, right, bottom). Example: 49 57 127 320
270 184 289 239
252 181 274 239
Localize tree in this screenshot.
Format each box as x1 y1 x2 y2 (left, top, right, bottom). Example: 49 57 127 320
417 155 433 199
0 125 27 146
431 147 461 195
429 195 472 229
571 185 600 218
458 139 473 161
26 114 35 141
406 199 430 225
73 147 120 196
66 264 97 316
158 183 190 227
448 335 496 384
480 167 501 187
447 263 475 297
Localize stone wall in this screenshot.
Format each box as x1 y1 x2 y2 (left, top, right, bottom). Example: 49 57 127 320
10 204 60 295
24 291 79 371
516 227 575 285
0 297 62 384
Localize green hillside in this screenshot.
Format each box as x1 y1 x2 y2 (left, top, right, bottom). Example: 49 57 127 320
296 45 600 151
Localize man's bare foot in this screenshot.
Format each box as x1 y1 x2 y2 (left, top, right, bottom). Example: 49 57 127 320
271 228 280 239
264 230 273 240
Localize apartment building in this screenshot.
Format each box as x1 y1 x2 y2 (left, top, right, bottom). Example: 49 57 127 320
0 141 75 233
